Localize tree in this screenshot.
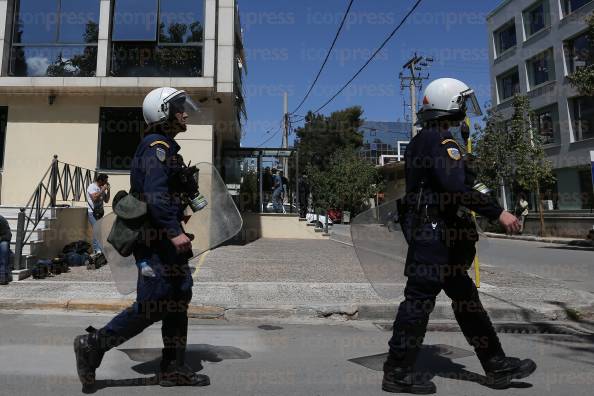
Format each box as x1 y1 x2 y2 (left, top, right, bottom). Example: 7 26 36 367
567 12 594 95
295 107 364 173
307 147 382 216
474 95 555 235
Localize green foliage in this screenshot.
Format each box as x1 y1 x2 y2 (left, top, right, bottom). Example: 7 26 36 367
474 95 555 197
567 12 594 95
295 107 364 173
307 147 382 215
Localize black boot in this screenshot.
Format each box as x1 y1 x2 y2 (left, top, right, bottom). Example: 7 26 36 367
159 361 210 387
382 361 436 394
73 327 106 391
482 356 537 389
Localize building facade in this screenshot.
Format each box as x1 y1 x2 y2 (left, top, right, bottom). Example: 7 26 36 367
0 0 245 206
359 121 410 166
488 0 594 210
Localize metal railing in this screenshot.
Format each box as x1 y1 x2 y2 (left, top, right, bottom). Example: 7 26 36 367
14 155 96 269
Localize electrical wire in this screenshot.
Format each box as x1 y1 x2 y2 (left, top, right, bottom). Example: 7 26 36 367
256 118 285 148
312 0 424 115
290 0 356 115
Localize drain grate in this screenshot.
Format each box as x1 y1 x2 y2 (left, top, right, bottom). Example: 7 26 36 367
374 322 591 336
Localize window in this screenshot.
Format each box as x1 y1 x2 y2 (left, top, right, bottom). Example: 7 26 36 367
532 106 558 144
98 108 146 171
571 97 594 141
562 0 592 15
494 20 517 57
497 68 521 102
527 49 555 88
110 0 204 77
0 108 7 169
9 0 99 77
564 31 594 73
523 1 549 37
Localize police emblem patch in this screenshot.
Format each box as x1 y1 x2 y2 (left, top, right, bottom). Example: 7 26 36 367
156 147 167 162
447 148 461 161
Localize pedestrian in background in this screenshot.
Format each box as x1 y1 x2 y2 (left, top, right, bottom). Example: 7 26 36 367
280 170 289 206
516 193 529 234
0 215 13 285
271 168 283 213
298 173 310 219
262 167 273 212
86 173 110 253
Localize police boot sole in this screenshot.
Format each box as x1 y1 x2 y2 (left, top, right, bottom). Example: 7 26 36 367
159 373 210 387
382 380 436 394
486 360 537 389
73 336 96 388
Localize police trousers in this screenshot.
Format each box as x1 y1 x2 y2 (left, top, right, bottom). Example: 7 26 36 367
98 240 193 366
388 223 504 367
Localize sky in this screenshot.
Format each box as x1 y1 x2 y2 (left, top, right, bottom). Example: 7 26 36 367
239 0 502 147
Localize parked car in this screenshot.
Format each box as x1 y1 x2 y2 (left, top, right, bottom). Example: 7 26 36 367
327 209 343 224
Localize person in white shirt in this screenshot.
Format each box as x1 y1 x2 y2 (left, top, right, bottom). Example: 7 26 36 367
87 174 110 253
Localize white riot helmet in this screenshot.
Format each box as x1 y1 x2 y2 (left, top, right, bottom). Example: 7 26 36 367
417 78 482 124
142 87 198 126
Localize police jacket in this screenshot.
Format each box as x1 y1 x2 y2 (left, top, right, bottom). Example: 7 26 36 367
130 134 185 240
404 127 503 224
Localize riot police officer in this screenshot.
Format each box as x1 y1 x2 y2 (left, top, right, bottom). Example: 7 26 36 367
74 87 209 390
383 78 536 394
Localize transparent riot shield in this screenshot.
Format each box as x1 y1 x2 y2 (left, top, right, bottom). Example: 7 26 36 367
183 162 243 256
350 198 409 300
95 162 242 296
94 213 137 295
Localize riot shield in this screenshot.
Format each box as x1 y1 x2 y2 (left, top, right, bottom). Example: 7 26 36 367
182 162 243 256
350 198 409 300
95 162 242 295
94 213 137 295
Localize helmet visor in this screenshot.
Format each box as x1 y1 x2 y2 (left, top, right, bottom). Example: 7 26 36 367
166 91 199 116
461 89 482 117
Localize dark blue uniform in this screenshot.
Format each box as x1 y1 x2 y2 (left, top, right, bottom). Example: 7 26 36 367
100 133 193 366
388 127 505 367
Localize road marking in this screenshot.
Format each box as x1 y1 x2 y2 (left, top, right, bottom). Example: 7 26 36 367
192 250 211 280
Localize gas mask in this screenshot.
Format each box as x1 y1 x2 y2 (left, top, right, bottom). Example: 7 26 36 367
171 160 208 212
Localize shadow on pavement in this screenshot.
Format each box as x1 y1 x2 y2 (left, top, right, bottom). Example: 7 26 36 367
349 344 533 390
87 344 251 393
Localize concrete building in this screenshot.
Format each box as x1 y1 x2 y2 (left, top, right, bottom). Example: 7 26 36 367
487 0 594 210
359 121 410 166
0 0 245 206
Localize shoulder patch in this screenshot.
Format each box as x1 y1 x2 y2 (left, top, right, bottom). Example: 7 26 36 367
441 139 461 150
155 147 167 162
150 140 171 149
447 147 462 161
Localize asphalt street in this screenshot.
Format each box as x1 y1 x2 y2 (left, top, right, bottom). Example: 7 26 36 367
1 311 593 395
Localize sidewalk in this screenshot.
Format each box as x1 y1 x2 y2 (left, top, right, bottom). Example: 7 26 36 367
0 238 593 324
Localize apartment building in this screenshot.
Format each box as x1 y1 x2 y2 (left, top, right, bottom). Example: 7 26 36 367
488 0 594 210
0 0 245 205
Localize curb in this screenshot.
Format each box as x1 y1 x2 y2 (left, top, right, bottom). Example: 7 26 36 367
1 298 591 324
483 232 592 246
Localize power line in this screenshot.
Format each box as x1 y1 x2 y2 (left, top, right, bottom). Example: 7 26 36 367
290 0 356 115
256 118 284 148
312 0 424 115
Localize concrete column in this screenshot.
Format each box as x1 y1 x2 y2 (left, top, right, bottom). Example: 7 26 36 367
217 0 235 92
96 0 111 77
0 0 10 76
204 0 216 79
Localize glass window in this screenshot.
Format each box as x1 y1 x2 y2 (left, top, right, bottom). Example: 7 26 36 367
497 68 520 101
494 21 517 56
0 107 7 169
98 108 146 171
111 0 204 77
527 49 555 88
565 31 594 73
10 0 99 77
532 105 558 144
563 0 592 15
523 1 548 37
572 97 594 141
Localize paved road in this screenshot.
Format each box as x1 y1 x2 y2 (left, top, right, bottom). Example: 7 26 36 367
1 312 593 395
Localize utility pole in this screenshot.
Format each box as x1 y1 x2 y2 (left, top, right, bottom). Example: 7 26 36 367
400 54 433 137
282 92 289 172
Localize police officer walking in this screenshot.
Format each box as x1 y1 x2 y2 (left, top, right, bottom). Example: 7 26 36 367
74 87 209 390
382 78 536 394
